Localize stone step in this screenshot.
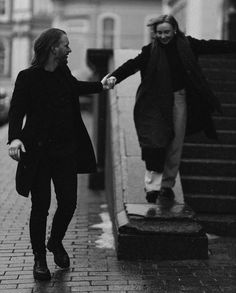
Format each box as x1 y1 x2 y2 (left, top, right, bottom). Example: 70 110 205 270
184 194 236 214
196 213 236 237
181 158 236 177
181 175 236 196
216 92 236 104
213 116 236 130
220 104 236 117
199 55 236 69
210 81 236 92
116 203 208 260
203 69 236 80
181 54 236 220
182 143 236 160
186 130 236 144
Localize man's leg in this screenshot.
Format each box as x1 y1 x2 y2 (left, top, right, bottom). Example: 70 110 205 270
30 157 51 255
47 153 77 268
50 154 77 241
30 155 52 280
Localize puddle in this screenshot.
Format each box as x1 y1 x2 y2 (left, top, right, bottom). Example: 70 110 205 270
91 205 115 249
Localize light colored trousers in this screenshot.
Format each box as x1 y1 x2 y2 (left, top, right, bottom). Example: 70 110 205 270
145 89 187 191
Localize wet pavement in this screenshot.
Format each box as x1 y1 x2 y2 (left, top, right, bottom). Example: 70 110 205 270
0 114 236 293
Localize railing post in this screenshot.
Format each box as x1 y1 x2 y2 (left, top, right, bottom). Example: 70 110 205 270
86 49 113 190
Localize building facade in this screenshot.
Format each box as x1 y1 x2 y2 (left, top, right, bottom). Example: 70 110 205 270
0 0 163 96
163 0 236 40
0 0 53 96
52 0 163 79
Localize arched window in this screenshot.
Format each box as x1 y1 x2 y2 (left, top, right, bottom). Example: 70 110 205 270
102 17 115 49
97 13 120 49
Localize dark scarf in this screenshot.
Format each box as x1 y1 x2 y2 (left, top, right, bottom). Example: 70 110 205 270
134 34 221 149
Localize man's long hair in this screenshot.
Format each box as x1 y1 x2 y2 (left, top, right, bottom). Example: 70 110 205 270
31 28 66 67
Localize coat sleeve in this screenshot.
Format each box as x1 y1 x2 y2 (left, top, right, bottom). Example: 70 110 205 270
62 66 103 95
109 44 150 83
188 36 236 55
71 76 103 95
8 70 29 144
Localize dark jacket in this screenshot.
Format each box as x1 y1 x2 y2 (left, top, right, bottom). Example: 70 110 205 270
8 65 103 196
110 36 236 148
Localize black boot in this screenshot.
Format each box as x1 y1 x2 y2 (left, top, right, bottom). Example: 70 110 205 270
47 238 70 268
159 187 175 200
146 190 159 203
33 253 51 281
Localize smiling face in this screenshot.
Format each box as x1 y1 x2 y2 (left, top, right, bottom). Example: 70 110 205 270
154 22 176 45
54 34 72 65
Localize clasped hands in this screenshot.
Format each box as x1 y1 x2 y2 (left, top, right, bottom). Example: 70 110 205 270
101 74 117 90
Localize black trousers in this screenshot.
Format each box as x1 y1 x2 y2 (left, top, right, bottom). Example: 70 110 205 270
30 149 78 254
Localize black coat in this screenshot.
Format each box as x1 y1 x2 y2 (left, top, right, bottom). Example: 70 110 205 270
110 36 236 147
8 65 103 196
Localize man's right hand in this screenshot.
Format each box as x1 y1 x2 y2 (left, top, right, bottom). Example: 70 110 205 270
8 139 26 162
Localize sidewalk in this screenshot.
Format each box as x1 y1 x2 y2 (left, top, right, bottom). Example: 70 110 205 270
0 115 236 293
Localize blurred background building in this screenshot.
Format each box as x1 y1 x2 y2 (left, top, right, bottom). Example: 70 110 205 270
0 0 162 98
0 0 53 123
0 0 235 100
163 0 236 40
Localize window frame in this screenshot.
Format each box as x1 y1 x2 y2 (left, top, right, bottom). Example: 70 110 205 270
0 0 10 22
0 37 10 77
97 12 121 49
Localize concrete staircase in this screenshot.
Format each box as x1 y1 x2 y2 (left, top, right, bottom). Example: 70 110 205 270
180 54 236 236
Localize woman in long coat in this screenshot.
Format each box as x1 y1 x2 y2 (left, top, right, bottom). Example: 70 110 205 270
108 14 236 203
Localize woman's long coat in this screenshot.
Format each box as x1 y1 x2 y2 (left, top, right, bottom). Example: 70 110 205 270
8 65 103 196
110 36 236 148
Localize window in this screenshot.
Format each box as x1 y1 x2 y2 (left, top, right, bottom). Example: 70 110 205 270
13 0 31 21
228 0 236 40
97 13 120 49
102 17 114 49
0 0 6 15
0 0 10 21
0 39 9 76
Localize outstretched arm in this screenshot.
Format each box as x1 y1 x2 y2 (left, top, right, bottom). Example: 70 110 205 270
109 44 150 84
188 36 236 55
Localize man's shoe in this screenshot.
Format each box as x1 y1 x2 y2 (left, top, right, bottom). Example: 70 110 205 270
33 253 51 281
159 187 175 200
146 191 159 203
47 238 70 268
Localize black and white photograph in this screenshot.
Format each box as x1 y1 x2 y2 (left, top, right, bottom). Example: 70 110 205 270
0 0 236 292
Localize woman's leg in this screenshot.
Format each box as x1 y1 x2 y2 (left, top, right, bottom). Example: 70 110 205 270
161 89 187 189
143 148 166 202
144 170 163 192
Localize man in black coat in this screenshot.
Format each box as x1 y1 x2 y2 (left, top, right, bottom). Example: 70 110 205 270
8 28 111 281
